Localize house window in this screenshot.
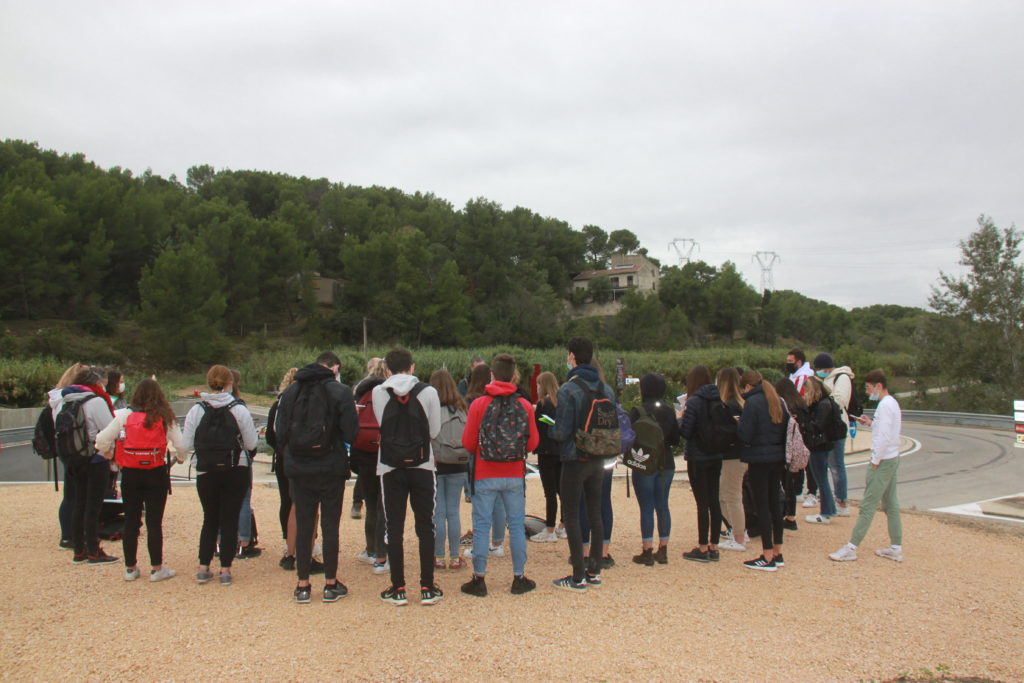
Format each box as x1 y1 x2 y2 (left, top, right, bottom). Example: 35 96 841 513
610 277 619 288
627 275 634 287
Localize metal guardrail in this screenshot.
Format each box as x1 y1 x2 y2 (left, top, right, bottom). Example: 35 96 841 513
896 410 1013 430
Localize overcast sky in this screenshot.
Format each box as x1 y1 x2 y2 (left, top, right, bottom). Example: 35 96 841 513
3 1 1022 309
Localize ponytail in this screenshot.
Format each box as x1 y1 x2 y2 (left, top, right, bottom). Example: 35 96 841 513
740 370 784 424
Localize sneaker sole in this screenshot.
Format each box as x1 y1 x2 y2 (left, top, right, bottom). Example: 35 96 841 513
322 594 347 603
421 596 443 605
743 564 778 572
682 556 711 563
552 582 587 593
295 596 311 604
381 597 408 606
829 555 857 562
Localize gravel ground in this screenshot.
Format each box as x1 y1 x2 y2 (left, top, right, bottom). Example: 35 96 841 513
1 475 1021 682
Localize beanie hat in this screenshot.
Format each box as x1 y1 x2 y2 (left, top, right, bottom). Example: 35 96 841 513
812 353 835 371
639 373 666 402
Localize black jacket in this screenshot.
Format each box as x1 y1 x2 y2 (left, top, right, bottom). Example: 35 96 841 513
629 399 680 471
678 383 724 463
736 385 787 465
276 363 359 478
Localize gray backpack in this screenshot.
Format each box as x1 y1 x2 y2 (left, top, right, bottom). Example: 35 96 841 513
433 406 470 465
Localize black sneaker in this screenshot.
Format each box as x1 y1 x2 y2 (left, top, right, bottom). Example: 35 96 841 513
601 554 615 570
683 547 710 563
708 549 720 562
743 555 778 572
783 519 798 531
59 539 73 550
460 574 488 597
380 585 408 606
279 555 296 571
236 543 262 559
323 581 348 602
632 549 654 566
309 559 325 574
87 549 119 565
294 584 311 604
774 554 785 567
511 575 536 595
420 584 444 605
72 552 88 564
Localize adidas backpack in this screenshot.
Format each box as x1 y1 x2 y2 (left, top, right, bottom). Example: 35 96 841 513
115 411 168 470
379 383 430 469
479 395 530 463
623 404 667 475
572 377 621 458
194 400 242 472
54 396 100 465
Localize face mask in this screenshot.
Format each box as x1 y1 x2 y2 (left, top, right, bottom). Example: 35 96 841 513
566 362 573 371
334 372 341 382
869 392 880 401
784 363 796 374
118 382 125 394
815 370 828 379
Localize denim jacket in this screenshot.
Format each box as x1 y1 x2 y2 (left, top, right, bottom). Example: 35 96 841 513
550 364 618 463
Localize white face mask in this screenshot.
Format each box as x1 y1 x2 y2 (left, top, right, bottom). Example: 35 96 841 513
118 382 125 394
869 392 881 401
334 372 341 383
566 362 573 371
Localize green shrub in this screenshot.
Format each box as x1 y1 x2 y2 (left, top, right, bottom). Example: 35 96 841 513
0 357 66 407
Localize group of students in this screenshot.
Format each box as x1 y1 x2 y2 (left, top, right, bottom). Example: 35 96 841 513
44 337 905 604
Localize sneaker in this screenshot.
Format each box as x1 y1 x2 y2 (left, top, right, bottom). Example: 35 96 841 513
584 572 602 588
708 549 720 562
380 585 408 606
829 545 858 562
552 575 587 592
323 581 349 602
434 557 447 569
653 546 668 565
309 559 325 575
783 519 798 531
350 503 363 520
805 514 831 525
511 575 536 595
601 555 615 570
836 505 850 517
420 584 444 605
460 574 488 597
355 550 375 565
774 554 785 567
718 538 746 552
294 584 311 604
529 530 558 543
196 569 214 583
555 526 567 540
236 543 262 559
124 567 141 581
462 547 473 559
219 572 232 586
459 530 474 546
875 547 903 562
802 493 818 508
372 560 390 575
279 555 296 571
87 549 119 565
632 548 654 566
743 555 778 572
448 557 466 570
150 567 176 582
489 544 505 558
59 539 74 550
683 547 711 563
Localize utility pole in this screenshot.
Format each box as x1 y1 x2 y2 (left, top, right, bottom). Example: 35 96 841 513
668 239 699 267
752 251 781 292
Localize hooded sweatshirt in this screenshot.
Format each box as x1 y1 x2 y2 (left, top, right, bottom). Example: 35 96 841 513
823 366 855 423
275 363 359 478
182 391 259 473
628 373 681 471
372 372 442 476
58 386 115 464
462 380 540 488
678 383 724 462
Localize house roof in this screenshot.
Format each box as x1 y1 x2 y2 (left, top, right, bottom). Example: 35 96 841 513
573 264 642 281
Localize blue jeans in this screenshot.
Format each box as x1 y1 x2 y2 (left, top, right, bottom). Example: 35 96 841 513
580 465 613 544
631 468 674 543
827 438 848 502
434 472 466 557
491 497 507 544
808 449 837 517
471 477 527 576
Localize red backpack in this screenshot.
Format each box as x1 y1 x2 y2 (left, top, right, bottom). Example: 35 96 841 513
115 412 169 469
352 389 381 453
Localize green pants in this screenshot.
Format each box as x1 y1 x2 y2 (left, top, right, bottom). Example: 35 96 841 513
850 457 902 547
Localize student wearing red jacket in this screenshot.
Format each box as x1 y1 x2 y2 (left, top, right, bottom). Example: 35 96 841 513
460 353 539 597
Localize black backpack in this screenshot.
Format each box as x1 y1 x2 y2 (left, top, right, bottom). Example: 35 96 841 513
623 404 667 474
285 381 335 458
823 396 849 442
194 400 242 472
696 398 739 455
379 383 430 469
846 385 864 419
479 395 530 462
54 396 100 465
571 377 621 458
32 406 58 460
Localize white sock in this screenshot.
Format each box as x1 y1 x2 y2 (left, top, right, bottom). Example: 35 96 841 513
846 542 858 551
891 544 902 551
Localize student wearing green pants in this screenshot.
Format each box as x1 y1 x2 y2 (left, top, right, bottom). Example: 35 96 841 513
829 370 903 563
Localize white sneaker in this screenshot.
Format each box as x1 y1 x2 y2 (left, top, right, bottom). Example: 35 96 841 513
801 494 818 508
718 538 746 552
555 527 567 540
805 514 831 525
489 544 505 557
462 547 473 558
124 567 141 581
829 545 858 562
836 505 851 517
875 547 903 562
372 560 390 575
355 550 375 565
150 567 176 582
529 530 558 543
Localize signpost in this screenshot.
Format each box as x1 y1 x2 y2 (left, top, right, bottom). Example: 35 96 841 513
1015 400 1024 449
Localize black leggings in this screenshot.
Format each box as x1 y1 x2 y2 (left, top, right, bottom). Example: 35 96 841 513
121 467 169 567
560 459 604 582
382 467 436 589
784 469 804 517
687 459 722 546
275 461 292 539
356 460 386 559
197 467 249 567
747 461 785 551
70 459 109 555
537 455 562 528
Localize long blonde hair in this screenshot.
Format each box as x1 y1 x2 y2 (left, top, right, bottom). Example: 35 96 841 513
804 376 825 405
716 367 744 407
536 371 559 408
56 363 89 390
741 369 784 424
277 367 298 394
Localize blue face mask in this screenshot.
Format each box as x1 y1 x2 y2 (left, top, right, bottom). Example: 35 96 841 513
869 392 880 401
566 361 573 371
815 370 828 379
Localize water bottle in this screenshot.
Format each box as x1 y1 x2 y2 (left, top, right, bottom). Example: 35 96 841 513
849 420 857 439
